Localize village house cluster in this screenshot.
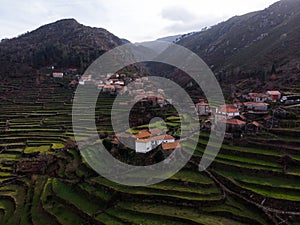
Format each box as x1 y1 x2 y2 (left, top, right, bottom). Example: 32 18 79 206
128 78 173 107
55 71 300 148
77 73 174 107
196 89 299 138
78 73 129 95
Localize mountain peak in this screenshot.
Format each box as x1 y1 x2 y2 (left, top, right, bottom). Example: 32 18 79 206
0 19 123 76
48 18 80 27
37 18 82 32
54 18 78 23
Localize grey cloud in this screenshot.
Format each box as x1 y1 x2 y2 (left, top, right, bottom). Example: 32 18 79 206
162 13 228 35
162 21 209 34
161 6 196 23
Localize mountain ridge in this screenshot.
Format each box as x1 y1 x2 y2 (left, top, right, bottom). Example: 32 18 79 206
0 18 123 77
176 0 300 78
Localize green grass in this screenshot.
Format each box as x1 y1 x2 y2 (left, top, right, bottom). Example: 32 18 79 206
238 181 300 201
105 207 187 225
0 198 15 225
91 176 222 201
204 197 268 225
31 176 59 225
117 202 246 225
215 170 300 190
24 145 51 154
51 143 65 149
52 179 104 215
171 169 213 184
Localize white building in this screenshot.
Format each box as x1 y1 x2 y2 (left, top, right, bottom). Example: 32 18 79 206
135 130 175 153
79 74 92 85
244 102 269 112
215 104 240 121
248 93 269 102
53 72 64 78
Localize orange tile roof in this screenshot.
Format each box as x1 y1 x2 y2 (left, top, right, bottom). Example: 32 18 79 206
162 141 181 150
135 130 151 139
217 104 239 113
148 135 174 141
136 139 151 143
218 108 239 113
136 134 175 143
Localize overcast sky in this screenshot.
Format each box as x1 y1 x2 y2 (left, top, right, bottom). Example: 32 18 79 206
0 0 279 42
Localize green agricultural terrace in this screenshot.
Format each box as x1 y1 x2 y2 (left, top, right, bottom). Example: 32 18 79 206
0 75 300 225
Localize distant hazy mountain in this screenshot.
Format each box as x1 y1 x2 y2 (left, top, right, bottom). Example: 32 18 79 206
157 34 183 43
0 19 123 76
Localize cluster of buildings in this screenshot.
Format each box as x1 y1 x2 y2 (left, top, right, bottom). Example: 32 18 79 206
77 74 174 107
243 90 281 102
196 90 282 117
78 73 129 95
130 89 172 108
51 68 78 78
195 90 288 137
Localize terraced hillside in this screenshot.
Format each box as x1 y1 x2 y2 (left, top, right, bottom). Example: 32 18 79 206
0 75 300 225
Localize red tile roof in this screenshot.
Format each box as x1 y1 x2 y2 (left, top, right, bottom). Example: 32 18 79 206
162 141 181 150
217 104 239 113
135 130 151 139
266 90 281 96
136 135 175 143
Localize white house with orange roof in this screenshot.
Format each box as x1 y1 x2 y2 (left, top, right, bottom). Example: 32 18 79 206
215 104 240 121
134 129 175 153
